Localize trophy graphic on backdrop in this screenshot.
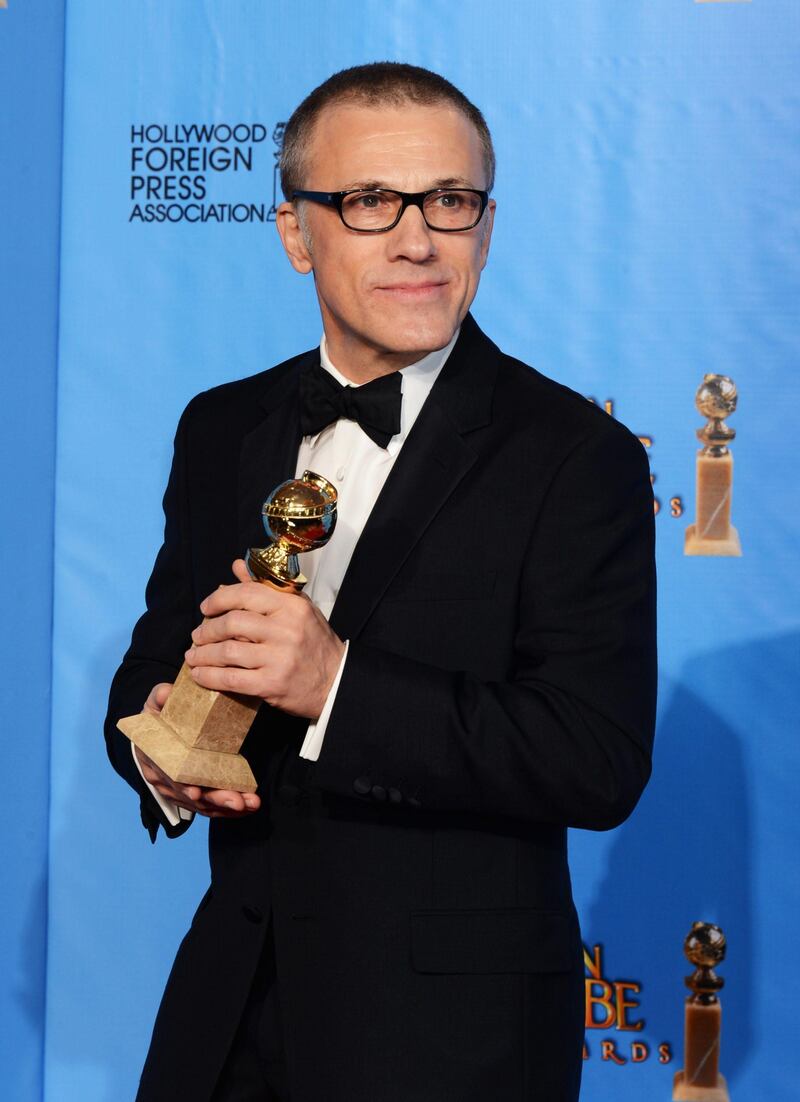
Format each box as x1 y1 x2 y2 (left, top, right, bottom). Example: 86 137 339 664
673 922 730 1102
267 122 286 221
118 471 337 792
685 375 741 556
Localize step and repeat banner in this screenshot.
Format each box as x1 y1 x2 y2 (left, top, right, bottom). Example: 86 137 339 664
2 1 799 1099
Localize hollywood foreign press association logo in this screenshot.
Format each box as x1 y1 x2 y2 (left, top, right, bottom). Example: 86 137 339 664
128 121 286 225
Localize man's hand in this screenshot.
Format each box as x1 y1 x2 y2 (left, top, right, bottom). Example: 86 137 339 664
184 559 345 719
135 682 261 818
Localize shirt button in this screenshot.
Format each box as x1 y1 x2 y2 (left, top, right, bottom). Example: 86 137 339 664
336 466 346 481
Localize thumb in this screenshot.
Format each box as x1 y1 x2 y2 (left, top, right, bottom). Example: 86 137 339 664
232 558 251 583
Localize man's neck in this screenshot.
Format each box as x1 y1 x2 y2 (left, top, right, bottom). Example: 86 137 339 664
321 331 455 385
321 329 459 388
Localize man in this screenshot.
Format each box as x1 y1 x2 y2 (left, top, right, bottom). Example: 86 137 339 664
106 62 656 1102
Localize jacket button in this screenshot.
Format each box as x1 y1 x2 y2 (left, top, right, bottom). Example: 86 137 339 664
353 776 372 795
278 783 301 806
407 796 422 809
242 904 264 924
388 787 403 804
371 785 387 802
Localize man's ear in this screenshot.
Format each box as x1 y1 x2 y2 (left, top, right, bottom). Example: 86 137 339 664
479 199 496 272
276 201 313 274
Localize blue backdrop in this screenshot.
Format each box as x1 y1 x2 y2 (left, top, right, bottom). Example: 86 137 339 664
2 1 798 1099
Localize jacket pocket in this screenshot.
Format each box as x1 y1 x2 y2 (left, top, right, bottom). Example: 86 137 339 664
410 907 574 974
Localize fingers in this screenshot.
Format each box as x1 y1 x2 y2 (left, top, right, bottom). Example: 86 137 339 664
188 562 339 715
169 787 260 818
186 639 267 672
139 759 199 807
149 774 262 819
192 591 316 651
136 745 261 818
188 662 274 696
182 787 261 819
200 788 261 814
200 577 291 619
187 599 313 690
191 608 272 646
136 747 163 780
142 681 174 716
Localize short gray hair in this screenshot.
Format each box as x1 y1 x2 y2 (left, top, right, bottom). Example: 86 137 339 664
280 62 496 200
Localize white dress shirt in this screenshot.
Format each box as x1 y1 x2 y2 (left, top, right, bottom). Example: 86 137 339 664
134 329 458 826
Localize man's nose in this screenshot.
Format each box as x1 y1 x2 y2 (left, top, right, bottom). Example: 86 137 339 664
388 203 437 260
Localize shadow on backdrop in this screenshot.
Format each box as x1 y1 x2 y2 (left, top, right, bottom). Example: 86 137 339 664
585 631 798 1087
33 628 208 1102
584 639 769 1084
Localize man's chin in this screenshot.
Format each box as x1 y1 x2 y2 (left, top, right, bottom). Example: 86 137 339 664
369 311 460 360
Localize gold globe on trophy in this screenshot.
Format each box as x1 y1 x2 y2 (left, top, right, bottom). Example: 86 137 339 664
118 471 337 792
247 470 337 591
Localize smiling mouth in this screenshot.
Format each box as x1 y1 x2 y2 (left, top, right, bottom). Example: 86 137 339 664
375 281 448 294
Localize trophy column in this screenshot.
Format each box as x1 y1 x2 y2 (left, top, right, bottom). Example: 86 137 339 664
673 922 730 1102
685 374 741 557
117 471 337 793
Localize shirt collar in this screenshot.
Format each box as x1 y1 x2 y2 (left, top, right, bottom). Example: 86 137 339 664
318 329 459 450
319 330 458 386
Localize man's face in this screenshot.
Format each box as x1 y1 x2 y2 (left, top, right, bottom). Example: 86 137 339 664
277 101 495 376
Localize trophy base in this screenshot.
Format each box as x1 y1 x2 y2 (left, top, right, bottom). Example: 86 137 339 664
684 524 741 557
118 711 257 793
673 1070 729 1101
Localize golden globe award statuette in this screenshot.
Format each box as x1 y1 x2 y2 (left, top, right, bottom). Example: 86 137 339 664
685 375 741 557
117 471 337 793
673 922 730 1102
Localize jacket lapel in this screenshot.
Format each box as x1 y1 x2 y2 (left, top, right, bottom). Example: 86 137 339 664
329 315 498 642
235 318 499 641
236 354 311 555
236 355 312 779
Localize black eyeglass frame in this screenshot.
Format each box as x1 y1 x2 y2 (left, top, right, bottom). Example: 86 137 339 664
291 187 490 233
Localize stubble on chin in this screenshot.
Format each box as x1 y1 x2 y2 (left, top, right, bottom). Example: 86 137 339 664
375 315 458 360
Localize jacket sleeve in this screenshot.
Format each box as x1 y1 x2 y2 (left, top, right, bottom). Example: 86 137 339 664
104 405 199 841
310 425 657 831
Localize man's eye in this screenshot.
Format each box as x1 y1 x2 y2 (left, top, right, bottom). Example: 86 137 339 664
433 192 463 209
354 192 388 208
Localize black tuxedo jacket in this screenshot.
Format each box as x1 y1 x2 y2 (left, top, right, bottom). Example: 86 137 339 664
105 315 656 1102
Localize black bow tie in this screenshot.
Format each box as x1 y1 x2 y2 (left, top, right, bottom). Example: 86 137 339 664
299 360 402 448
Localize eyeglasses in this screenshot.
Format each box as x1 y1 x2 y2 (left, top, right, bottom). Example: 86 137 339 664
291 187 489 233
